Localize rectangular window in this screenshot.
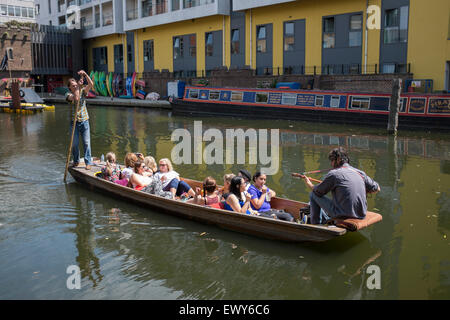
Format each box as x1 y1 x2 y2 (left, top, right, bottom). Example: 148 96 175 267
48 0 51 14
350 96 370 109
8 6 14 16
0 5 6 16
143 40 153 61
127 44 132 62
256 92 268 103
205 32 213 56
209 90 220 100
100 47 107 65
114 44 123 64
399 6 409 42
231 91 243 102
323 17 335 48
173 36 183 59
231 29 240 54
349 14 362 47
189 35 196 57
21 7 28 17
95 11 100 28
384 7 408 44
189 89 199 99
330 96 340 108
257 26 267 53
172 0 180 11
142 0 152 18
28 7 35 18
384 8 399 44
382 63 396 74
315 95 324 107
281 93 297 105
284 22 295 51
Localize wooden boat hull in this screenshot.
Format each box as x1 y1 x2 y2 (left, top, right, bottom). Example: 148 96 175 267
68 165 347 242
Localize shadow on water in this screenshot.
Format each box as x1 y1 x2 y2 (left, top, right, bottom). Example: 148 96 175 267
63 181 383 299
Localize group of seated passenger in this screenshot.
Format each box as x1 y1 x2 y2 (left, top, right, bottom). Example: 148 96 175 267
99 152 294 221
99 152 195 200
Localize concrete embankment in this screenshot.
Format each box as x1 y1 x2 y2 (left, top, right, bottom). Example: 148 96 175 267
44 95 171 109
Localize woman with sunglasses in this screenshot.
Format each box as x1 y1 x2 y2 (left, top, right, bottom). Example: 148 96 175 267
153 158 195 199
129 161 153 190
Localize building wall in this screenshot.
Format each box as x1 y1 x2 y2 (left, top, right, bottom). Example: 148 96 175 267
0 26 32 72
407 0 450 91
85 33 126 73
84 0 450 91
0 0 36 24
136 15 226 75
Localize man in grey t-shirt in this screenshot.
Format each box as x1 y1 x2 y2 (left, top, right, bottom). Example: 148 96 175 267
299 147 380 224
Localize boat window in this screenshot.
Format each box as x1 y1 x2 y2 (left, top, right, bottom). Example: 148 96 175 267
281 93 297 105
330 96 341 108
350 96 370 109
315 95 324 107
231 91 243 101
189 89 199 99
400 97 407 112
256 92 268 103
209 90 220 100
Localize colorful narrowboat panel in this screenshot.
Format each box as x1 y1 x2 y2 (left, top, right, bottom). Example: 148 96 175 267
408 98 427 114
428 97 450 114
181 86 450 118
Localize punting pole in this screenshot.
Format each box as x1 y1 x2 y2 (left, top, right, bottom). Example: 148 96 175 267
63 89 83 182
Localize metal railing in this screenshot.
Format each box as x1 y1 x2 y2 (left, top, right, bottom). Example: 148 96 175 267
254 63 412 76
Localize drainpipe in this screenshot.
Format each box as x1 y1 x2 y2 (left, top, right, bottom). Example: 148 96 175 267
249 9 252 68
364 0 368 74
223 15 225 67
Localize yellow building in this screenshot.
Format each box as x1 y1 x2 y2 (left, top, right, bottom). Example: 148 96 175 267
77 0 450 92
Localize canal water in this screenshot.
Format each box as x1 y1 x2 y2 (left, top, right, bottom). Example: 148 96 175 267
0 104 449 300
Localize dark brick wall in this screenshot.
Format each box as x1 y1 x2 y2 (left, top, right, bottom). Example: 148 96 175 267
0 26 32 95
141 67 412 97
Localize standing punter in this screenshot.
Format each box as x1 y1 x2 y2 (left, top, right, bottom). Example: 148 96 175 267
298 147 380 224
66 70 94 170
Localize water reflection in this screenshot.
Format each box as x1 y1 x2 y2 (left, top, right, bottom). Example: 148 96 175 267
64 183 384 299
0 106 449 299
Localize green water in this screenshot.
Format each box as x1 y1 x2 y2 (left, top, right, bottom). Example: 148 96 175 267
0 104 448 299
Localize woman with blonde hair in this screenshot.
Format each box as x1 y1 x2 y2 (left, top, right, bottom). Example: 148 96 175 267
101 152 121 182
153 158 195 199
144 156 158 174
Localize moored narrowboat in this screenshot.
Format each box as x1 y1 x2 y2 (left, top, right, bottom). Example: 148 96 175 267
171 86 450 130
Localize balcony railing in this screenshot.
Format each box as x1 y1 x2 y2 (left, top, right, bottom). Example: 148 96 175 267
81 21 94 30
183 0 214 9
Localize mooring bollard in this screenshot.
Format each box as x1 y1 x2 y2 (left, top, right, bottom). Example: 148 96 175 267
11 80 21 110
387 78 402 134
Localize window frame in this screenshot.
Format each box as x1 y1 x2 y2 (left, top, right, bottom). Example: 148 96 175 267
323 17 335 49
284 21 295 52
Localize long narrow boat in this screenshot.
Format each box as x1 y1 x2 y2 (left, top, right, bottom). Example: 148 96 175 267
68 162 382 242
171 86 450 130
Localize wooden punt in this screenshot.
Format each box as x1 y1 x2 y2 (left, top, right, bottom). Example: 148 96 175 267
68 162 381 242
